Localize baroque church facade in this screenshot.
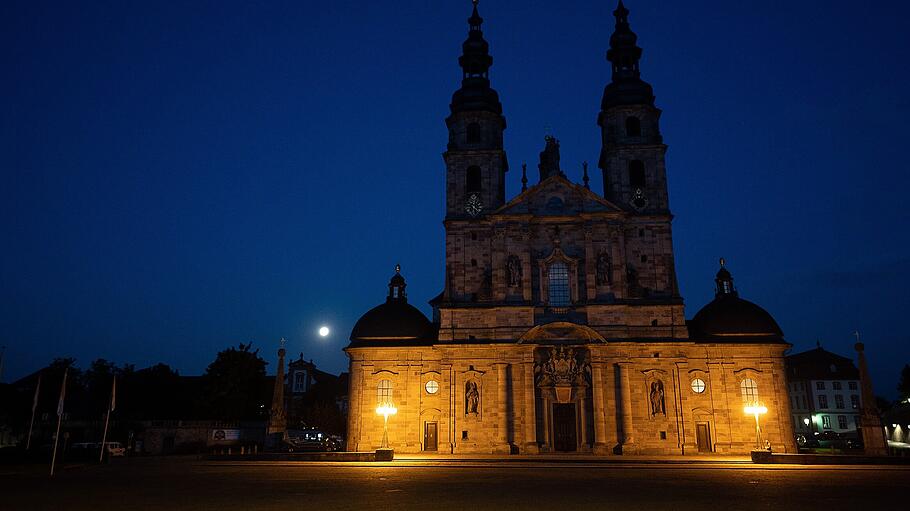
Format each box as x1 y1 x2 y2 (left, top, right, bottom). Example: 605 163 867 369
345 2 796 455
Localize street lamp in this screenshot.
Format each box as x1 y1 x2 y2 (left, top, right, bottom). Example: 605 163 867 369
375 402 397 450
744 403 768 450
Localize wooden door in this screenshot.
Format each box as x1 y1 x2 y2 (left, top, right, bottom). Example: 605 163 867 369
696 422 711 453
424 422 438 451
553 403 577 452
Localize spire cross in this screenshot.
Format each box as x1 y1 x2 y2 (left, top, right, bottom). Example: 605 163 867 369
521 163 528 191
582 161 590 189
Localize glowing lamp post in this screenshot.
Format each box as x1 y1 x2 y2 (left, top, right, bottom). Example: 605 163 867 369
376 402 397 450
744 403 768 450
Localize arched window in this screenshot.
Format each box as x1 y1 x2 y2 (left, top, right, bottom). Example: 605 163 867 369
629 160 646 188
625 116 641 137
548 262 570 307
740 378 758 405
377 379 393 405
466 166 482 194
466 123 481 144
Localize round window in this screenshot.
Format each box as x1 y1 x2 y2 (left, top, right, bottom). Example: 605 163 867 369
425 380 439 395
691 378 706 394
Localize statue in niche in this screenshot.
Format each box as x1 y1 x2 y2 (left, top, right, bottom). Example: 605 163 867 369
506 255 522 288
465 380 479 415
595 250 612 286
650 380 666 416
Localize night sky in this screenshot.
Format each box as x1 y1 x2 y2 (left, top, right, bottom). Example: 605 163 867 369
2 1 908 398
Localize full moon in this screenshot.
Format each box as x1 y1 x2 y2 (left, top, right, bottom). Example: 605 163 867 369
318 326 330 337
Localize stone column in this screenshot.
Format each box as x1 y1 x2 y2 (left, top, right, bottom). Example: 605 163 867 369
856 342 888 456
495 363 510 453
523 361 538 453
541 394 551 451
591 363 608 454
618 363 635 449
584 224 596 300
578 394 588 450
345 361 362 452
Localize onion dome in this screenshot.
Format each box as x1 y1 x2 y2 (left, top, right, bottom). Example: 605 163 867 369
450 1 503 114
688 259 785 343
349 265 436 346
601 1 655 109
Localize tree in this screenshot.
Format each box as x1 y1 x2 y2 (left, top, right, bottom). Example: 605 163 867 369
898 364 910 401
201 343 269 420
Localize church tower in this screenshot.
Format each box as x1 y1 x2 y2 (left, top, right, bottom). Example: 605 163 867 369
597 1 669 214
444 0 508 220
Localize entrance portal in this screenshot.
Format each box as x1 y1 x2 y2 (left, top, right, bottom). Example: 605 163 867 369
553 403 577 452
424 422 438 451
695 422 712 453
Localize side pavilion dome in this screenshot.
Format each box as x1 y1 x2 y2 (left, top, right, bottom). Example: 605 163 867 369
687 259 785 343
349 265 436 347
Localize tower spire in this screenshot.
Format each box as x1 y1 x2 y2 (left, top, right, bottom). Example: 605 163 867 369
451 0 501 114
601 0 654 109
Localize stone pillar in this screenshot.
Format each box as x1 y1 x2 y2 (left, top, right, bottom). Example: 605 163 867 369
591 363 608 454
541 394 551 451
584 224 596 300
346 361 362 452
578 394 588 450
523 361 538 453
856 342 888 456
618 363 635 450
495 363 510 453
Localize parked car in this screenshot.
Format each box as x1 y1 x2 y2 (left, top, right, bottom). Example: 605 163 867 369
285 429 336 452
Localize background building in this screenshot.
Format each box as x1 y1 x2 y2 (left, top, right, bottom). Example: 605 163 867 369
785 346 861 438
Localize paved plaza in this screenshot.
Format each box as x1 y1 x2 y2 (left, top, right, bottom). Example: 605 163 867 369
0 456 906 511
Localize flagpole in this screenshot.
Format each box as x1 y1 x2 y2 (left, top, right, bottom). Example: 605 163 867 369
99 376 115 463
50 368 68 477
26 373 42 450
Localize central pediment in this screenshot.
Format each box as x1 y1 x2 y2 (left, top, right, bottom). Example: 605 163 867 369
493 175 624 216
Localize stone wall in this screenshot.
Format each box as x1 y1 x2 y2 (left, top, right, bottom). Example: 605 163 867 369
345 342 796 455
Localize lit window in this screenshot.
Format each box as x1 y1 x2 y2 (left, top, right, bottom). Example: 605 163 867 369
837 415 848 429
425 380 439 395
740 378 758 405
548 262 570 307
822 415 831 429
690 378 706 394
818 395 828 409
377 379 393 405
835 395 844 409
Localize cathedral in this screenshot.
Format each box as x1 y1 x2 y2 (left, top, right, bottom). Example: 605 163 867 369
345 1 796 455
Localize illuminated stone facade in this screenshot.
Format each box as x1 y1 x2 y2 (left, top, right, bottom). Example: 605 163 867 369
345 2 795 455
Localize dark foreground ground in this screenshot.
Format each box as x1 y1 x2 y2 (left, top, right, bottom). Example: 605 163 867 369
0 457 906 511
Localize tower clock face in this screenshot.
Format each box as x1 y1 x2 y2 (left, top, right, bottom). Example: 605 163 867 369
465 193 483 217
630 188 648 211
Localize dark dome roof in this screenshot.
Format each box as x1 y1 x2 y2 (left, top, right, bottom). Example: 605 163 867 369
350 300 435 342
689 294 784 343
348 266 436 346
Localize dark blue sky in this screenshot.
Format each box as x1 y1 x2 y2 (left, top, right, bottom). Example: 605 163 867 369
2 1 908 397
